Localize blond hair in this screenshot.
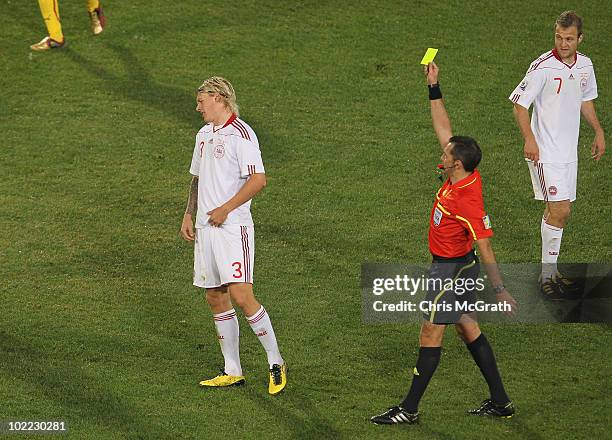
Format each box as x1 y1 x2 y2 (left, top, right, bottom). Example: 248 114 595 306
197 76 239 116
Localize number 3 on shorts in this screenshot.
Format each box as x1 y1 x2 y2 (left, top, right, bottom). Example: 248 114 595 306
232 262 242 279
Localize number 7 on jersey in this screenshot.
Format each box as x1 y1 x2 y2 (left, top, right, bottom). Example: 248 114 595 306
553 77 562 94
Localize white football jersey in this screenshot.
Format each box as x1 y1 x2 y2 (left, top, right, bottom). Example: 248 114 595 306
509 49 598 163
189 114 265 227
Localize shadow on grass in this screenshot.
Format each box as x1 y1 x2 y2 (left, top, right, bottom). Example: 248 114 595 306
421 417 546 440
241 384 342 440
62 43 200 130
0 331 173 439
410 419 547 440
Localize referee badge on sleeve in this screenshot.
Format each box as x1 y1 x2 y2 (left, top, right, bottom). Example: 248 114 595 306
433 207 443 226
580 73 588 89
482 215 492 230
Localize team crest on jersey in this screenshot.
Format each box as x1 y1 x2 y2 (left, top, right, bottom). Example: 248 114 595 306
433 207 443 226
213 143 225 159
548 186 558 196
482 214 492 230
519 80 528 91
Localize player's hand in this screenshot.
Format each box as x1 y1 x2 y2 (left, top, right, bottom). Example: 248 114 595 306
424 62 439 85
207 206 229 227
496 290 517 317
524 137 540 162
591 131 605 161
180 213 195 241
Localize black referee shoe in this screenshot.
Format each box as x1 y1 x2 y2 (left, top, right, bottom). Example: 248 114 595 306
370 406 419 425
468 399 515 418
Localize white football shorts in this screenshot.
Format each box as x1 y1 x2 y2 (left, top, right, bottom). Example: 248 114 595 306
527 160 577 202
193 225 255 289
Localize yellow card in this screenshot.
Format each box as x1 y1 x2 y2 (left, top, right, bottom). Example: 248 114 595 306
420 48 439 65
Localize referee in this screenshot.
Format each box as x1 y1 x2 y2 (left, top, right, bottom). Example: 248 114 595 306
371 62 518 425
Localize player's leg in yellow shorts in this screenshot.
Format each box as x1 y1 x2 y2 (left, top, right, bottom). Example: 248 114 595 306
87 0 106 35
31 0 65 51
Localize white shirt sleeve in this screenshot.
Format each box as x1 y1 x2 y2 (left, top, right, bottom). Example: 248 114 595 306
189 137 202 176
237 139 265 178
509 67 546 109
582 65 598 101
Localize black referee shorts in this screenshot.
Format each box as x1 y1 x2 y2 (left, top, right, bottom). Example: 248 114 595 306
422 250 481 324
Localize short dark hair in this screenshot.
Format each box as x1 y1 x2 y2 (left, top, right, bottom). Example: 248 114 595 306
556 10 583 35
449 136 482 172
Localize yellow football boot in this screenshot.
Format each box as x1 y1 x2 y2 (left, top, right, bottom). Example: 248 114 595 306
30 36 65 51
268 363 287 395
89 7 106 35
199 371 245 387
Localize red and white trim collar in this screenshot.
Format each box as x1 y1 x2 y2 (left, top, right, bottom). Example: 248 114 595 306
213 113 237 132
551 48 577 69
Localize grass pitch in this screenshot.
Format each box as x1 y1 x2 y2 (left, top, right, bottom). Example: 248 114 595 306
1 1 610 439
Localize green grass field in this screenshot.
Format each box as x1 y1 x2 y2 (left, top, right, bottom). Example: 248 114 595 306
1 1 611 438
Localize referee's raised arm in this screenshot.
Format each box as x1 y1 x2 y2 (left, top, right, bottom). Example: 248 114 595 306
424 62 452 148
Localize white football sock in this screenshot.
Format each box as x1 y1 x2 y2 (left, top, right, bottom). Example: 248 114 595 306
213 309 242 376
541 221 563 281
246 305 284 368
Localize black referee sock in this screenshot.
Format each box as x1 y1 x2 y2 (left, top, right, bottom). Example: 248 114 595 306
400 346 442 413
466 333 510 405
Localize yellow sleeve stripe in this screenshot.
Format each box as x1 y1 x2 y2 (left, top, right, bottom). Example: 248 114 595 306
457 177 477 189
436 202 451 215
455 215 478 240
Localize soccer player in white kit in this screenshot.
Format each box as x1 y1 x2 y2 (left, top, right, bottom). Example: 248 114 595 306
509 11 605 298
180 77 287 395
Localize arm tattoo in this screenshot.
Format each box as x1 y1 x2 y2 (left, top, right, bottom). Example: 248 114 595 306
185 176 198 215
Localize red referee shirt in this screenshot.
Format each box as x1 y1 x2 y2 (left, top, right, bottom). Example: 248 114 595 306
428 169 493 258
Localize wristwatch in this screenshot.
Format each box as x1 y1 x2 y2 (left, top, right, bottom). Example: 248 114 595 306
493 284 505 294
